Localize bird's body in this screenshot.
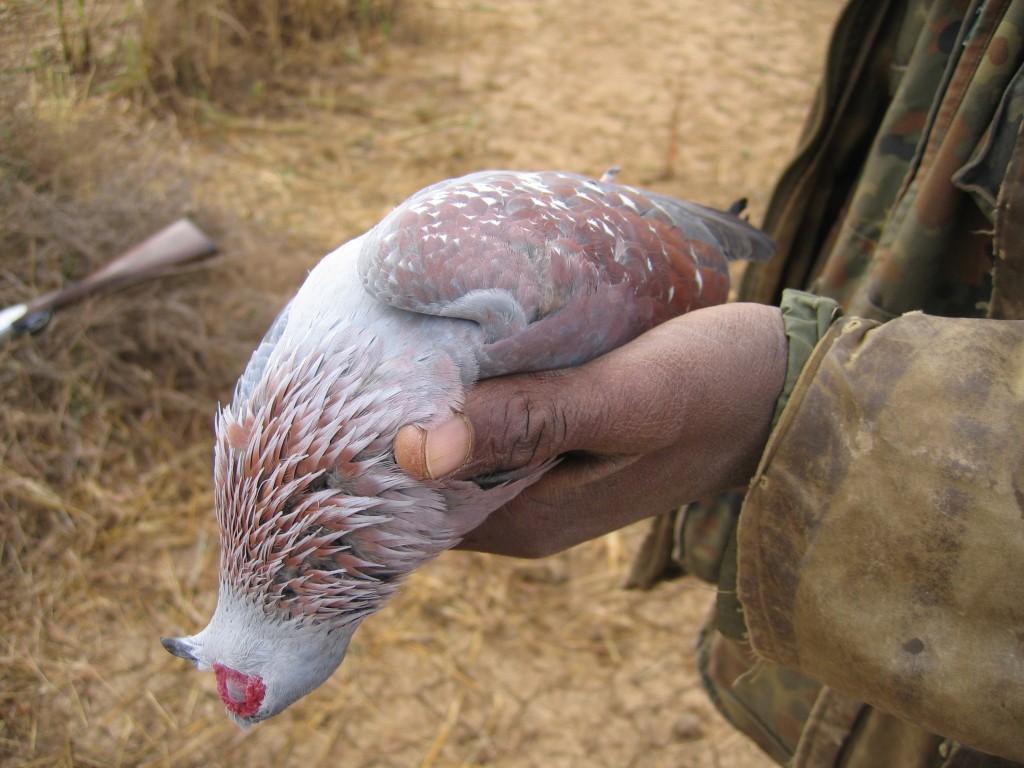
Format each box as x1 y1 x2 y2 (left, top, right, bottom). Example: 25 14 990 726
161 170 775 726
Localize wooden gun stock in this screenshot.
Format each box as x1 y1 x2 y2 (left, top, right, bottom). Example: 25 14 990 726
1 218 217 342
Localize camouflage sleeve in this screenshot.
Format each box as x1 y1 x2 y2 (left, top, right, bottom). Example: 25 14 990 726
736 313 1024 762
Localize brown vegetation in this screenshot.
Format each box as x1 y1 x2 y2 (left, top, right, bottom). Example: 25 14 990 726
0 1 842 765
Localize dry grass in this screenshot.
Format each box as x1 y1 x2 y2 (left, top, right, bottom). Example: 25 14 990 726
24 0 410 118
1 1 842 765
128 0 405 115
0 72 277 765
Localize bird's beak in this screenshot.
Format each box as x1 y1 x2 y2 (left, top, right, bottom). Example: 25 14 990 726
161 636 201 665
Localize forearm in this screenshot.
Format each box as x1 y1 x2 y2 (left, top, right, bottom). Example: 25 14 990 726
737 313 1024 761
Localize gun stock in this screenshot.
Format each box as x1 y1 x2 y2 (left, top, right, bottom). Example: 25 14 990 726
1 218 217 342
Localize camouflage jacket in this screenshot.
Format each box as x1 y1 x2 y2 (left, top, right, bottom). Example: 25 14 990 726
633 0 1024 764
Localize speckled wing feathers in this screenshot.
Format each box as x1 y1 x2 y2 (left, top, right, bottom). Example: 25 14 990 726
358 171 774 377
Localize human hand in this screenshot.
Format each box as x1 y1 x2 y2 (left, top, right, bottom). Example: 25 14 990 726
394 303 788 557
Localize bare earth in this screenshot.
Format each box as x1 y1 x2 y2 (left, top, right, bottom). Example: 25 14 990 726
1 1 845 766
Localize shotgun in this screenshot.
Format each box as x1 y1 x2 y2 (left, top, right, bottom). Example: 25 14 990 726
0 218 217 344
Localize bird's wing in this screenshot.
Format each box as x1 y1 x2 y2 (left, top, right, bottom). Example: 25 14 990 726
232 301 292 402
358 170 774 377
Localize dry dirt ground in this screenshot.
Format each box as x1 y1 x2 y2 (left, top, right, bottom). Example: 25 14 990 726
2 1 844 766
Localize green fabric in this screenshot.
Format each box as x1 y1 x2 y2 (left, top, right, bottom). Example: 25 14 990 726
772 289 842 428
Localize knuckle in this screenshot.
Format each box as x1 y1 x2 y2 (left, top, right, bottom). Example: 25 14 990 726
495 389 567 469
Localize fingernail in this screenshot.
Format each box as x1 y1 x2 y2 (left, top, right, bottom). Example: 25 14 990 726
423 413 473 478
395 414 473 480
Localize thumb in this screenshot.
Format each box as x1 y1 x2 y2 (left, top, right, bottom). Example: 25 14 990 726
393 364 618 482
394 413 474 480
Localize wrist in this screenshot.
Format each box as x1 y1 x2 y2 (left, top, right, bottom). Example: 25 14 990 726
680 302 789 491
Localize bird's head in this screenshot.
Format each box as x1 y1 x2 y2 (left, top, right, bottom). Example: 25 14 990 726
161 588 359 727
162 327 469 725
